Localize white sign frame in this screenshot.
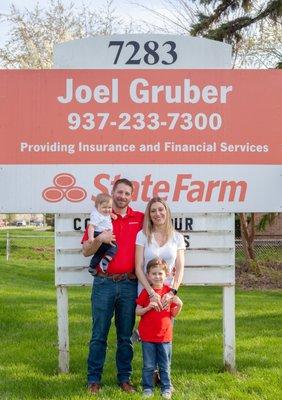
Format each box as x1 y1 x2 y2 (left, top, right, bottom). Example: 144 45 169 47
55 212 235 373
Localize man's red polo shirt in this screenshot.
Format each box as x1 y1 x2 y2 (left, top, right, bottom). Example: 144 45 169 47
81 206 144 274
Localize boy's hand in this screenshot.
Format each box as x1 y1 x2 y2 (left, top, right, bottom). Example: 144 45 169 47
149 301 160 311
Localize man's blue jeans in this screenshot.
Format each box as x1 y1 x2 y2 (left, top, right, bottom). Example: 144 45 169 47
142 341 172 392
87 276 137 384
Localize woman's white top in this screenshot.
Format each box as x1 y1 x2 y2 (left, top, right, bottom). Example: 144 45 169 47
135 230 185 290
90 207 113 232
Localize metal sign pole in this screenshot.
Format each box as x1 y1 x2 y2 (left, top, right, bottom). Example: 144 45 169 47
6 232 10 261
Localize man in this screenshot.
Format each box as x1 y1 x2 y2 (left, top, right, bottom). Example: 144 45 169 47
81 178 144 394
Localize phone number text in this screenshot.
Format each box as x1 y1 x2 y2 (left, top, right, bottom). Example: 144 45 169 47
67 112 222 132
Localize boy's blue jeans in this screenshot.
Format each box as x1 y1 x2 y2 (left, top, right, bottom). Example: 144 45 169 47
87 276 137 384
142 341 172 392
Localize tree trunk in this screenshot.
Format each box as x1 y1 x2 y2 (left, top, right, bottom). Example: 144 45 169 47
239 213 257 270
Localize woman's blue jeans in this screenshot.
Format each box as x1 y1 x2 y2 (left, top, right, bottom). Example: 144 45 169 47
87 276 137 384
142 341 172 392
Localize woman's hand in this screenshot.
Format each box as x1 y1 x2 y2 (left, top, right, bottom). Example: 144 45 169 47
161 291 175 309
149 290 163 311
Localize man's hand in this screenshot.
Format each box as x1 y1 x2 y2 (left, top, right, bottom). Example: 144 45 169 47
82 230 116 257
99 230 116 244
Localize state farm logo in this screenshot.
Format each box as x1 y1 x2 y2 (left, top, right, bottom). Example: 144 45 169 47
42 173 87 203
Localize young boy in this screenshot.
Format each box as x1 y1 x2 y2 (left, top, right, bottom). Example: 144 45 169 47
88 193 117 275
136 258 183 399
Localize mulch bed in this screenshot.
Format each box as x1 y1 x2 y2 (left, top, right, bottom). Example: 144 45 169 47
236 261 282 290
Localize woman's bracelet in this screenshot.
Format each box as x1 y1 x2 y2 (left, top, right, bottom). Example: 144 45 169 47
148 291 155 298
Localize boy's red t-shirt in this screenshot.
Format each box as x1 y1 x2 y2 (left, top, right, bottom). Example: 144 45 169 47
136 285 176 343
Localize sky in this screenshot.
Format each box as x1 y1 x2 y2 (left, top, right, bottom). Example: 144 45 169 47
0 0 169 45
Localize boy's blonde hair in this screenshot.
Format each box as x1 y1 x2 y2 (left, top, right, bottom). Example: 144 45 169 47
146 258 169 274
95 193 112 208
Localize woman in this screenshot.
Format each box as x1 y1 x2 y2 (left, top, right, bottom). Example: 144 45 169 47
135 197 185 309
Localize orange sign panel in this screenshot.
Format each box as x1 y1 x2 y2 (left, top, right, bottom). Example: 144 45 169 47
0 69 280 164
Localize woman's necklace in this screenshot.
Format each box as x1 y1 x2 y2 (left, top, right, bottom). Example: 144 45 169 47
153 230 167 247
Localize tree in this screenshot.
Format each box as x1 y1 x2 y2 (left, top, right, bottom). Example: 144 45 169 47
238 212 279 270
190 0 282 67
234 22 282 68
190 0 281 46
139 0 282 68
0 0 129 68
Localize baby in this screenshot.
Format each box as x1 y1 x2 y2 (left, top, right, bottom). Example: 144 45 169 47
88 193 117 276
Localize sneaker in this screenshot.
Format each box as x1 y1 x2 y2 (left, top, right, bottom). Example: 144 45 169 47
161 390 172 399
143 388 153 397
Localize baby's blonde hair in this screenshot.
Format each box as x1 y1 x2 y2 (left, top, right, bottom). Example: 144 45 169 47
95 193 112 208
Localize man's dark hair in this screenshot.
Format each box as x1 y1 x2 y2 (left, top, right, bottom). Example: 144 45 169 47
112 178 133 192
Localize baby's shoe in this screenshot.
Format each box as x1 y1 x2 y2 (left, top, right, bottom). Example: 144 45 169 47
99 256 111 272
88 266 97 276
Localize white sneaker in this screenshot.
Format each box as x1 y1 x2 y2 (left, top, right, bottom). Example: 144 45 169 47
162 390 172 399
143 388 153 397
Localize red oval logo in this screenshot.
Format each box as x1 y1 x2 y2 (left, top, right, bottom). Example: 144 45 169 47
65 187 87 202
53 173 75 188
42 187 64 202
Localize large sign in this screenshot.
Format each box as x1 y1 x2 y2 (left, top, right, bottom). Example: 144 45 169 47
0 69 281 212
0 35 281 213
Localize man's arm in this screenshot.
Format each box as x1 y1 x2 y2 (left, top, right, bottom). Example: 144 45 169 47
82 230 115 257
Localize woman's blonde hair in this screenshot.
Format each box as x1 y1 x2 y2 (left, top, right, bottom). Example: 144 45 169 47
143 197 174 243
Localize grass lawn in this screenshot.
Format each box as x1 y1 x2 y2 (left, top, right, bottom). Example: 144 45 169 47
0 229 281 400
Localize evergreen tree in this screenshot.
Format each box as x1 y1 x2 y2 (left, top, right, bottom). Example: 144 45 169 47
190 0 281 47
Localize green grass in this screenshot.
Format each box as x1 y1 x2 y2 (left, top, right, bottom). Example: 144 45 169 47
0 229 281 399
235 247 282 264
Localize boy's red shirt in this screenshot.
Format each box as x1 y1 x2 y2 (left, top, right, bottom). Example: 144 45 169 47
136 285 176 343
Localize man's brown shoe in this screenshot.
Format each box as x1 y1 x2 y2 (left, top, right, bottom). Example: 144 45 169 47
88 383 101 394
119 382 136 393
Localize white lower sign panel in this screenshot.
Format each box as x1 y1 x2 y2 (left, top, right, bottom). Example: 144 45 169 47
55 213 235 286
0 164 281 212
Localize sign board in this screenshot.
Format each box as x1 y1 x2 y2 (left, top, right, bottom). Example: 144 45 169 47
55 213 235 286
0 69 281 212
0 35 281 213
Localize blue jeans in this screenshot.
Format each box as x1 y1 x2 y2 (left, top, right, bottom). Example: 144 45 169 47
142 341 172 392
87 276 137 384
